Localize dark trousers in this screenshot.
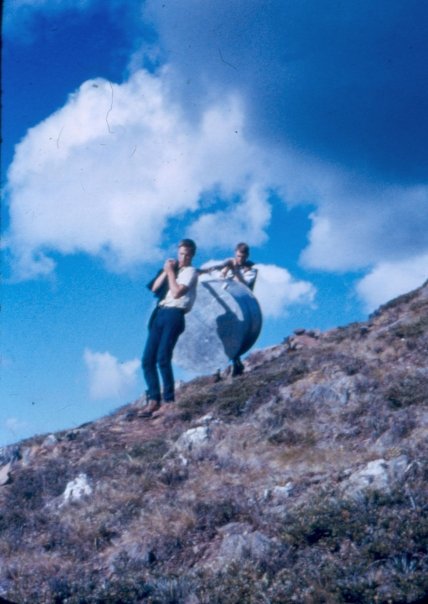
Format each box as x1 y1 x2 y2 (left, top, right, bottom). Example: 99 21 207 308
142 307 185 402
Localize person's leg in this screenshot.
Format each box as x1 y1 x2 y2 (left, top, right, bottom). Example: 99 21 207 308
142 312 162 403
157 309 185 402
232 356 244 376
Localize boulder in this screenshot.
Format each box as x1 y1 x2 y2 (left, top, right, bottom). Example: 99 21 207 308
0 463 12 487
343 455 409 499
175 426 211 453
62 473 92 504
174 277 262 374
263 482 294 502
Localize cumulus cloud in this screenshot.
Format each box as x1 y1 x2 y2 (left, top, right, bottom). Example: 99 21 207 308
5 0 428 311
301 184 428 272
253 264 316 318
356 254 428 312
187 185 271 249
142 0 428 305
145 0 428 183
83 349 140 400
5 70 277 279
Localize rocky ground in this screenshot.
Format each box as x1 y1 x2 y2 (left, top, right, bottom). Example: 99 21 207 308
1 281 427 603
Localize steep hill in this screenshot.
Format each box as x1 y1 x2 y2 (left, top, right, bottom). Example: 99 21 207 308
1 282 427 604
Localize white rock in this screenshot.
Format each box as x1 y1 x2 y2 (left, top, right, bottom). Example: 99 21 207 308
175 426 210 453
272 482 294 499
21 447 36 466
264 482 294 502
343 456 409 500
199 414 215 424
346 459 389 497
42 434 58 448
178 453 188 466
0 462 12 486
62 473 92 504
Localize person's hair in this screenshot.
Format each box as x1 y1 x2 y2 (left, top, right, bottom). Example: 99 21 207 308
179 238 197 256
235 242 250 256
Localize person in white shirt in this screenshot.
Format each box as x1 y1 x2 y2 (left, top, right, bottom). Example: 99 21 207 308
142 239 198 416
201 242 257 377
219 242 257 292
220 243 257 375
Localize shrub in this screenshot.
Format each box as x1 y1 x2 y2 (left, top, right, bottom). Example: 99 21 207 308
386 372 428 408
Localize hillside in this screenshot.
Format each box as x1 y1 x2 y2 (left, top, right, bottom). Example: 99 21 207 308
1 282 427 604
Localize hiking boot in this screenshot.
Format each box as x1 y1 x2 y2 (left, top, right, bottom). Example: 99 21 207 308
139 399 161 418
152 401 178 419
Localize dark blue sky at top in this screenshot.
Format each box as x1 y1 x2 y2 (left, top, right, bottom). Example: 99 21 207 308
1 1 151 175
146 0 428 184
4 0 427 186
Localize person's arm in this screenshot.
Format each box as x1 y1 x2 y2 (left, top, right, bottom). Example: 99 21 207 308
220 258 234 278
150 270 168 293
228 263 257 289
198 260 231 275
164 259 189 299
221 259 247 284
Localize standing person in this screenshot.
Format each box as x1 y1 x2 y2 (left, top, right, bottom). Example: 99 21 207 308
221 243 257 376
200 242 258 376
141 239 198 416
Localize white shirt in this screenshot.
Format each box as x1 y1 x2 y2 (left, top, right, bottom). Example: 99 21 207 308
224 265 257 291
160 266 198 312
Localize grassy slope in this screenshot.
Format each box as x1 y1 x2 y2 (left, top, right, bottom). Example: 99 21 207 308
0 282 427 603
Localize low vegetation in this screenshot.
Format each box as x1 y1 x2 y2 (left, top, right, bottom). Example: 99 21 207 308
0 281 427 603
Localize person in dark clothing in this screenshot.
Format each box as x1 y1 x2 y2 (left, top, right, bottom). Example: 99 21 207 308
141 239 198 416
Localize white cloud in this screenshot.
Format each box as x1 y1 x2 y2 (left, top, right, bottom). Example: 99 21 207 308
5 57 427 300
187 185 271 249
5 70 276 279
83 349 140 400
300 183 428 272
356 254 428 312
143 0 428 285
253 264 316 318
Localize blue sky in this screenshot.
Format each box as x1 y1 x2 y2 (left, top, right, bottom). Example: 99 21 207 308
2 0 427 446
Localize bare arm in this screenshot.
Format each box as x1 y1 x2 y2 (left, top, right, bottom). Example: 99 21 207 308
220 258 234 278
198 260 231 275
164 259 189 299
220 259 247 283
222 261 256 289
151 270 168 293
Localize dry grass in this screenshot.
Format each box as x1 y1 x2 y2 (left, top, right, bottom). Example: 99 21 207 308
1 281 427 603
